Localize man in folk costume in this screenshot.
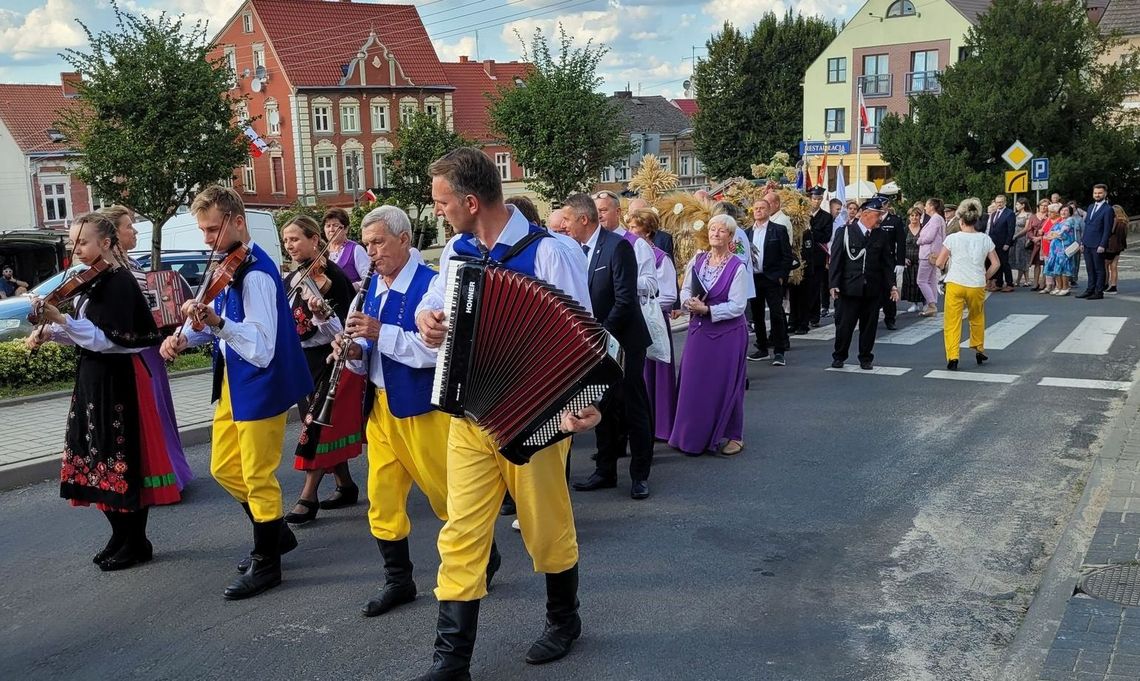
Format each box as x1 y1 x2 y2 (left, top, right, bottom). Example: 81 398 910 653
160 185 312 600
414 148 592 679
336 205 500 618
828 197 900 371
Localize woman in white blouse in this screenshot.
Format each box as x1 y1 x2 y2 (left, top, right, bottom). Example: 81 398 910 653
627 209 678 440
933 198 1000 371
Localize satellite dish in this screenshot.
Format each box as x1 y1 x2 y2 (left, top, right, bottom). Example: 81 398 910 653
255 65 267 80
683 80 691 91
250 78 262 93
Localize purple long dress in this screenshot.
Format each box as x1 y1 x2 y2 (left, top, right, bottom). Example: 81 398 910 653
642 246 677 440
668 253 748 455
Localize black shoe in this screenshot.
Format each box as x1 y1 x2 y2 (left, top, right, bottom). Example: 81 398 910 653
284 498 318 525
1107 286 1118 294
830 360 844 369
747 349 769 361
94 510 127 564
225 519 284 600
631 480 649 500
772 353 785 367
572 473 617 492
410 600 480 681
885 321 897 330
526 564 581 665
859 362 873 370
499 495 516 516
1088 293 1104 300
793 327 809 335
1076 290 1092 299
976 352 988 365
362 538 418 617
237 520 297 573
99 539 154 571
319 483 359 510
947 359 959 371
821 309 831 318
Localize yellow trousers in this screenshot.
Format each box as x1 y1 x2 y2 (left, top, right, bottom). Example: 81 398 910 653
943 282 986 361
435 418 578 602
365 390 450 541
210 374 288 522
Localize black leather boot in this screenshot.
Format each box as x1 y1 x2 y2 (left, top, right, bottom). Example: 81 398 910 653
486 540 501 590
361 538 417 617
98 509 154 572
525 564 581 665
93 510 127 564
224 518 283 600
408 600 480 681
236 505 297 572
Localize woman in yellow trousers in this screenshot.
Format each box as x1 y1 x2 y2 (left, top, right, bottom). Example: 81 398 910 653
933 198 1002 371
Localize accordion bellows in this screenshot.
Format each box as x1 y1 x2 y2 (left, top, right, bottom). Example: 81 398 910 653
432 259 624 465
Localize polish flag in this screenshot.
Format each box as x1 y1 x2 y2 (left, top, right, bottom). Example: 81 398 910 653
816 149 828 187
244 126 268 158
361 189 377 203
858 90 872 133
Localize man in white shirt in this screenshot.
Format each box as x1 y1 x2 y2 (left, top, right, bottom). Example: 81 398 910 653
765 191 793 230
747 198 794 366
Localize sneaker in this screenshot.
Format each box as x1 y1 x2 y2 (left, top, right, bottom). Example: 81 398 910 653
748 349 769 361
1107 286 1118 294
772 353 785 366
906 304 918 313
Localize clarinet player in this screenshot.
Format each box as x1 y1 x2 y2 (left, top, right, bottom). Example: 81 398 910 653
331 205 501 619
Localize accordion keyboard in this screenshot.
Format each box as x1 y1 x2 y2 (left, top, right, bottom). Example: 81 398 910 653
431 262 464 408
523 383 608 448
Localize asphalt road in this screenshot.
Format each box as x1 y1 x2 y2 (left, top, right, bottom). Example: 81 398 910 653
3 254 1139 681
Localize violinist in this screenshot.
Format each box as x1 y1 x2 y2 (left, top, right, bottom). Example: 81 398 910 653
25 212 176 571
324 208 370 290
104 205 193 493
159 185 312 601
280 215 361 525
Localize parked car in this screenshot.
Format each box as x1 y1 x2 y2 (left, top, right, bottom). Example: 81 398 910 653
0 229 67 289
130 210 284 271
0 264 86 342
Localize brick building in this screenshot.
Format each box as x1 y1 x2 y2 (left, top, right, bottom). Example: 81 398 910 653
596 91 707 194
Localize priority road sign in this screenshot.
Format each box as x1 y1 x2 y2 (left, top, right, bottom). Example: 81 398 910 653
1002 141 1033 170
1031 157 1049 182
1005 170 1029 193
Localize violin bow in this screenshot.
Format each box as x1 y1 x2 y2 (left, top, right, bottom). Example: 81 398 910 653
288 220 345 299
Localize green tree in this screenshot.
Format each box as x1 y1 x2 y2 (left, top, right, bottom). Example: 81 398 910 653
488 27 631 201
386 112 472 223
694 13 837 180
879 0 1140 206
56 1 249 267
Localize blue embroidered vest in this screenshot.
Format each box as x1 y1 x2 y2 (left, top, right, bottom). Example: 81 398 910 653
451 223 547 277
211 243 314 421
363 262 437 418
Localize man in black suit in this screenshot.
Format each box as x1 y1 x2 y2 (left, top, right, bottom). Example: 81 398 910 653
988 194 1016 291
746 197 794 366
829 197 900 370
875 191 907 330
564 193 654 500
1078 183 1113 299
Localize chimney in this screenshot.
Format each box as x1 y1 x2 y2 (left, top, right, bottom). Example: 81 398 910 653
614 90 632 98
483 59 494 77
60 72 82 98
458 55 468 63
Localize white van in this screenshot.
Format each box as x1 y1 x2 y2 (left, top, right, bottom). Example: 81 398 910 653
129 209 284 271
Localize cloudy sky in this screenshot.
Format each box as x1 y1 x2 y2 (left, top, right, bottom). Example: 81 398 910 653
0 0 857 98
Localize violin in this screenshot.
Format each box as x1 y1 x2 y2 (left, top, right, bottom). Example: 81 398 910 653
287 258 334 338
188 241 251 331
28 259 111 325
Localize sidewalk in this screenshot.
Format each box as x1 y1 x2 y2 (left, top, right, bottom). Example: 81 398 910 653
0 370 216 491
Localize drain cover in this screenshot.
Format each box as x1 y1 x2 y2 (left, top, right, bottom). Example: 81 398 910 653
1078 564 1140 606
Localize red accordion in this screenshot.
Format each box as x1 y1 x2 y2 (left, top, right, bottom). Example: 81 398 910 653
432 259 624 465
142 270 192 330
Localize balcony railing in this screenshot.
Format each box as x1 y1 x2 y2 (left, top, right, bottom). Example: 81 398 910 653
859 74 892 98
861 126 881 147
905 70 942 94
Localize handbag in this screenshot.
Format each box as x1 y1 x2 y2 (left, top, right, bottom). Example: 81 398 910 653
1064 241 1081 257
641 293 671 363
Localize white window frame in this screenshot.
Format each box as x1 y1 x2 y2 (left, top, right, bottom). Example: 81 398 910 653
241 13 253 33
265 101 280 136
424 97 442 124
600 166 613 183
343 150 364 193
313 105 331 133
341 103 360 133
370 102 389 132
695 158 704 175
224 47 237 89
523 165 537 180
679 155 691 177
242 158 256 194
399 100 418 127
494 152 511 181
659 155 671 173
252 44 265 70
270 154 285 195
615 159 630 182
316 154 337 193
373 150 389 188
41 179 69 223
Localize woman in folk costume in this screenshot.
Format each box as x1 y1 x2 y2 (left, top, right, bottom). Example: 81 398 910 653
280 215 362 525
105 205 193 492
626 208 678 440
25 212 178 571
669 213 750 457
324 207 371 290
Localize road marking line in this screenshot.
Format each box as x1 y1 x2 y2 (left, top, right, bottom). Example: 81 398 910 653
826 365 911 376
960 314 1048 349
797 325 837 341
924 370 1019 384
1038 377 1132 391
1053 316 1128 355
879 318 944 345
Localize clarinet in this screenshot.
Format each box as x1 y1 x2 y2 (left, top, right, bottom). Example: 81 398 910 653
313 264 376 427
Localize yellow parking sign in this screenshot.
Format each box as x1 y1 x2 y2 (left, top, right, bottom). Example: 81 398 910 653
1005 170 1028 193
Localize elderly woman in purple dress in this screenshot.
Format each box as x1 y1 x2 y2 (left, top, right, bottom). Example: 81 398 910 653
627 208 677 440
324 208 371 290
668 214 750 457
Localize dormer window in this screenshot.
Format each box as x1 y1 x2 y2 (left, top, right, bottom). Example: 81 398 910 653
887 0 916 17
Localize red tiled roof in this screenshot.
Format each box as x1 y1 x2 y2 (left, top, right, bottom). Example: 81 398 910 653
440 59 531 141
0 84 80 154
252 0 450 87
671 98 698 117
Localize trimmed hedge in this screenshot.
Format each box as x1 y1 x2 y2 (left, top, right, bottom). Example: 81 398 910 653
0 340 210 389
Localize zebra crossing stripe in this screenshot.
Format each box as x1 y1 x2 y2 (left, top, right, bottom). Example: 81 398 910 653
1053 316 1128 355
826 365 911 376
878 318 944 345
924 370 1019 384
1037 377 1131 391
960 314 1048 350
798 325 837 341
